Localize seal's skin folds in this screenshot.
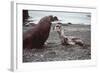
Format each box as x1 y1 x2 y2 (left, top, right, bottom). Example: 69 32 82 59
23 16 58 49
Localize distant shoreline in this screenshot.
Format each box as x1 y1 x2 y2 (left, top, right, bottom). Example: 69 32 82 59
61 23 91 26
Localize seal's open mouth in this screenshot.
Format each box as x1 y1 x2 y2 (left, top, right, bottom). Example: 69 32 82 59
51 21 62 31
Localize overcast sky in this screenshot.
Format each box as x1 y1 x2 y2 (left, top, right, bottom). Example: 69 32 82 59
28 10 91 25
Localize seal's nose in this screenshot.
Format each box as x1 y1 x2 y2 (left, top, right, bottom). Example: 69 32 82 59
53 16 59 21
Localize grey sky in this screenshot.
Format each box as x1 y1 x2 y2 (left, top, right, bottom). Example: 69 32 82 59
28 10 91 25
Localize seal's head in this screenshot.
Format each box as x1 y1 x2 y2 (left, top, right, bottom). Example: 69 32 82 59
48 15 59 22
53 22 62 31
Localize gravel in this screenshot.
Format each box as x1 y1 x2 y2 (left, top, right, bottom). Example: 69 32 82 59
23 24 91 62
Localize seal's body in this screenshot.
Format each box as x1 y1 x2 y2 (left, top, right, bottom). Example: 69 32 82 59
54 23 84 46
23 16 58 49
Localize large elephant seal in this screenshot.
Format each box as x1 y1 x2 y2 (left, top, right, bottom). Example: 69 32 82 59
23 15 58 49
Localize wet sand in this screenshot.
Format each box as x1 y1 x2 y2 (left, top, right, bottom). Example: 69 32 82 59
23 24 91 62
